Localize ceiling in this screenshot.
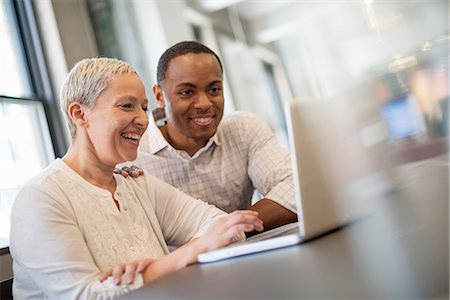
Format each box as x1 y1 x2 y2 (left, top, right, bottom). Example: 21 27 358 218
193 0 292 21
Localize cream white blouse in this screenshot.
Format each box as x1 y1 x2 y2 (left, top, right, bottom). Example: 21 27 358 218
10 158 225 299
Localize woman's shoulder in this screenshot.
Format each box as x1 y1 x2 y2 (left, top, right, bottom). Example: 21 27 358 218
117 172 170 199
13 160 73 215
117 172 159 188
15 159 88 204
19 160 63 192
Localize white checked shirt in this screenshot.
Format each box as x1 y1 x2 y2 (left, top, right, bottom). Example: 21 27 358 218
132 111 296 213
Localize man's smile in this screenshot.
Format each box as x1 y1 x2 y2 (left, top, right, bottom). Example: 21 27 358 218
191 116 214 126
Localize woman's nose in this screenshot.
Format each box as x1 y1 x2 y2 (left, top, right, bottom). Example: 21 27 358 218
135 108 149 128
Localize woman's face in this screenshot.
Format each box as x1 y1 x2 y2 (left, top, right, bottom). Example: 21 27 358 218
85 73 149 166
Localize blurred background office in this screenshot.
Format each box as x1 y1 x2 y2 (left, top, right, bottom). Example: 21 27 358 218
0 0 448 293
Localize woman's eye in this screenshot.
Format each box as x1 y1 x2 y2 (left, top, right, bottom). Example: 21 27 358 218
121 104 133 109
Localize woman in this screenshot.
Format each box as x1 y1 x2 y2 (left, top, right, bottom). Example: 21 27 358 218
10 58 263 299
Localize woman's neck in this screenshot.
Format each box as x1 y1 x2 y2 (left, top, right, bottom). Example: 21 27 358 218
62 145 116 194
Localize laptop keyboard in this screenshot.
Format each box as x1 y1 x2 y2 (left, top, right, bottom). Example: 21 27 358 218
246 222 300 242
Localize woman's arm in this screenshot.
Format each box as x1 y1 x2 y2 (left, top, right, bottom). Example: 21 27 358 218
99 210 262 285
144 174 227 246
142 210 263 283
10 185 145 299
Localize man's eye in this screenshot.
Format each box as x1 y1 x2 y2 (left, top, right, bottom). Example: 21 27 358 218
210 87 222 94
179 90 193 96
142 106 148 112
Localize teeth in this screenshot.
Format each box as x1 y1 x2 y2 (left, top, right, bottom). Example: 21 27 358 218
193 117 212 123
121 133 141 140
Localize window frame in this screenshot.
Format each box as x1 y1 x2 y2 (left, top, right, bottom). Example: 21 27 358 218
11 0 67 157
0 0 68 251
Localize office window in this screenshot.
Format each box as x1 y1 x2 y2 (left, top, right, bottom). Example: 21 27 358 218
0 0 59 249
0 2 31 98
0 98 54 248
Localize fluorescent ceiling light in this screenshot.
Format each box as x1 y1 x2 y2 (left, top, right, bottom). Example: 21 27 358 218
195 0 243 12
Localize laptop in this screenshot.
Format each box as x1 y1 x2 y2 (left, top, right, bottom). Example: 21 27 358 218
198 98 390 263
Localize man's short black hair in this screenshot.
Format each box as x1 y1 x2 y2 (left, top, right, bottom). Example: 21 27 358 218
156 41 223 85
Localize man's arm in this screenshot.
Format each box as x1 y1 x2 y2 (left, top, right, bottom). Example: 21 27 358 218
247 198 297 237
240 113 297 234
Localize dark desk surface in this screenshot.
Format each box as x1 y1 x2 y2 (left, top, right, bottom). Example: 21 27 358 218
122 157 449 300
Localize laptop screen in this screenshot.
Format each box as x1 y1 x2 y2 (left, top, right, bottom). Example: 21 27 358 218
285 98 391 239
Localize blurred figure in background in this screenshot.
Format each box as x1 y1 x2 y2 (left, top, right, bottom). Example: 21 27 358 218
412 35 449 138
375 35 449 163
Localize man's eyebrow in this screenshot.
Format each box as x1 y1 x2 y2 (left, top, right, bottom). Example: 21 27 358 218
175 82 196 88
208 80 223 86
175 80 223 88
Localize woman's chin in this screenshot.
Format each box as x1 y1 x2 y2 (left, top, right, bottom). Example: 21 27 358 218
112 151 138 165
124 153 138 162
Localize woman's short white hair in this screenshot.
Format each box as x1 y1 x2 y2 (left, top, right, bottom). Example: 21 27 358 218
60 57 138 137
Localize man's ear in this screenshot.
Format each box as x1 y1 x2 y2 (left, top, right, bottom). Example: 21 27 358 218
153 84 164 108
68 102 88 128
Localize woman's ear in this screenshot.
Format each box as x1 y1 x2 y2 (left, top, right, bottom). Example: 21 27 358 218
153 84 164 108
68 102 88 128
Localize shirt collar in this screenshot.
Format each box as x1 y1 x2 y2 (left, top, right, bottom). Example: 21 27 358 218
145 115 169 154
210 131 221 146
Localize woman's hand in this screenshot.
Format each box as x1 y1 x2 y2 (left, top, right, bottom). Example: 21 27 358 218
195 210 264 253
99 258 156 285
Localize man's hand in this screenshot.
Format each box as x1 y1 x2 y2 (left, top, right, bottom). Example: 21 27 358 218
247 198 297 237
114 165 144 178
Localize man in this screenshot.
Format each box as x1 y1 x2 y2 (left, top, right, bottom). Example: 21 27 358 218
124 41 297 233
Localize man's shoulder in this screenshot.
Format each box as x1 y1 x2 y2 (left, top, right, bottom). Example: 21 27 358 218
220 111 266 131
215 111 272 148
222 110 261 122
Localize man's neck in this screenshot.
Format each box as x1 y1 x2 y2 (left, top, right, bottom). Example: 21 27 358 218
159 125 208 157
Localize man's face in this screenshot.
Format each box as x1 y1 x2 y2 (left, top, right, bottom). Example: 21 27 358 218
154 53 224 149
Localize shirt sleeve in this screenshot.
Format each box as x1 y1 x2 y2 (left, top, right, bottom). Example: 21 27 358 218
10 185 144 300
144 175 226 246
244 114 297 213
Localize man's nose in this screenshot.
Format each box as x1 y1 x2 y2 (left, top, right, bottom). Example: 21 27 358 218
194 93 213 110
